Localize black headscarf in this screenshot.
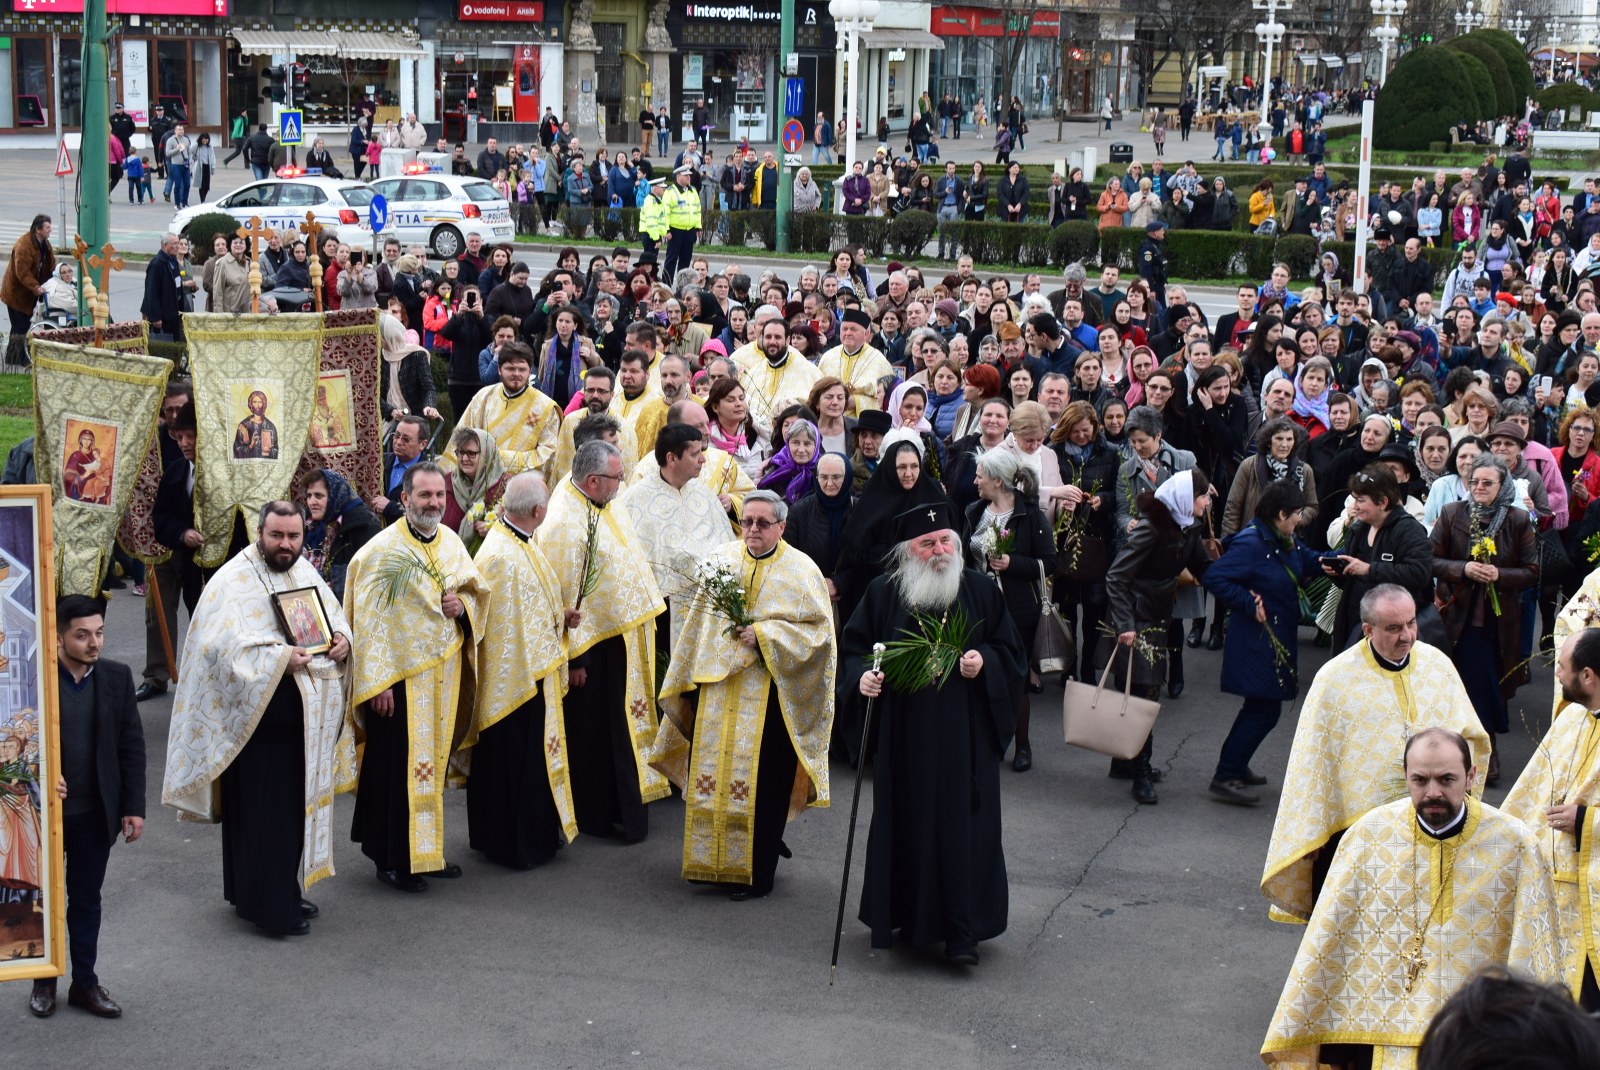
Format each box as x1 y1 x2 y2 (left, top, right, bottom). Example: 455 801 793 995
837 439 948 572
813 450 855 559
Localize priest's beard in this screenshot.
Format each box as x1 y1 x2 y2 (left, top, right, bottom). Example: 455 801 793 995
407 502 445 537
890 546 962 612
258 539 301 572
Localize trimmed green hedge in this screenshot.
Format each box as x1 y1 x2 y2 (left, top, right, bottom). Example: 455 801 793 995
1446 36 1515 118
182 212 243 254
1375 46 1481 152
1471 29 1535 116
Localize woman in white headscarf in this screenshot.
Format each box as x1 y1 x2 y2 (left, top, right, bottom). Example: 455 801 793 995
1100 467 1216 806
379 312 440 433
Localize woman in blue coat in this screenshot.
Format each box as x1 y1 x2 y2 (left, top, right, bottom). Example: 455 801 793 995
1201 478 1325 806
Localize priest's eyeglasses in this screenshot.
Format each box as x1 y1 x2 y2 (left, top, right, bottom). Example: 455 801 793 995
739 517 779 531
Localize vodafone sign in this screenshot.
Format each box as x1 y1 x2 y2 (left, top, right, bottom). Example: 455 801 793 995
458 0 544 20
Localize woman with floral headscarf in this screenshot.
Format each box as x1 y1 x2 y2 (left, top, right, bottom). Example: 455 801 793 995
443 426 508 555
299 468 379 602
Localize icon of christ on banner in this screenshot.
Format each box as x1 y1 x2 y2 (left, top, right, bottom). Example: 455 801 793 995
234 388 280 460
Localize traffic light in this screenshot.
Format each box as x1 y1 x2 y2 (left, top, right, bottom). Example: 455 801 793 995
59 53 82 111
262 64 287 104
291 63 308 90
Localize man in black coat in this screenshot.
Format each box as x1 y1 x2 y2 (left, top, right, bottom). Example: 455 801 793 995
109 103 135 156
140 400 203 703
138 381 193 701
140 233 185 343
375 414 432 524
30 594 146 1020
148 104 172 178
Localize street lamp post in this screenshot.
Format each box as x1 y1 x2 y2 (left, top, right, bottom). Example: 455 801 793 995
829 0 879 174
1371 0 1407 86
1454 0 1486 34
1503 8 1530 39
1253 0 1290 106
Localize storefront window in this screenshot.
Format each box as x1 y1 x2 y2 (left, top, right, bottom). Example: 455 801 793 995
887 58 905 121
16 38 48 127
193 39 221 128
300 58 399 128
156 39 191 122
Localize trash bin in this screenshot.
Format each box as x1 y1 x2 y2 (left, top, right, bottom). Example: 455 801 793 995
1109 141 1134 164
379 148 416 179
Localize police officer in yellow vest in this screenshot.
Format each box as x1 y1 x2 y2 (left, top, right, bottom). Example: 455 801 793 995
663 164 702 281
639 173 669 261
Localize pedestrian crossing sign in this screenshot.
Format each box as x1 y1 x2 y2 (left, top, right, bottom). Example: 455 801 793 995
279 109 303 146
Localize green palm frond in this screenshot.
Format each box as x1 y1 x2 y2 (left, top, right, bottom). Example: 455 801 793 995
366 547 448 608
879 604 974 693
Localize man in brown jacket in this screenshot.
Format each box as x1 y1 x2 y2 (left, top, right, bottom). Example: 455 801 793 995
2 213 53 366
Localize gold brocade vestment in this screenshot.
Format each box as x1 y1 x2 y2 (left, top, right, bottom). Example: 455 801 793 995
817 343 892 416
1262 640 1490 923
649 540 835 883
1261 797 1561 1069
340 521 487 873
464 522 578 844
536 479 669 806
442 383 561 480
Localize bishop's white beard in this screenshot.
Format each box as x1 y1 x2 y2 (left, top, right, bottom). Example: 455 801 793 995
890 545 963 612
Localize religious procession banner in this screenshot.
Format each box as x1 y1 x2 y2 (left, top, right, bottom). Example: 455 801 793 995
293 309 383 505
184 312 324 568
26 322 171 564
28 338 173 597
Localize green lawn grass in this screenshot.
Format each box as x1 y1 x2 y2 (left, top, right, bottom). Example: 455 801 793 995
0 414 33 461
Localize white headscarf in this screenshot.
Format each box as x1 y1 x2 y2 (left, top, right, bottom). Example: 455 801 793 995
1153 468 1198 529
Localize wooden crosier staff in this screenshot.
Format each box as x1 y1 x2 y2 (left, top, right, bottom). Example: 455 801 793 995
830 641 885 984
85 242 124 346
236 216 276 314
299 212 326 313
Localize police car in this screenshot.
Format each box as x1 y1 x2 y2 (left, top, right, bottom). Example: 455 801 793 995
366 169 516 260
171 170 375 246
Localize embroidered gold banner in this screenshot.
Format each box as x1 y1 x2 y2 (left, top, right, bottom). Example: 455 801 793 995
28 338 173 597
184 312 324 568
293 309 384 504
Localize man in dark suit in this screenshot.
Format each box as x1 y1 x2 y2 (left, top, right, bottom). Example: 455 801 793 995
138 382 192 701
140 233 184 343
139 399 202 701
30 594 146 1019
373 413 431 524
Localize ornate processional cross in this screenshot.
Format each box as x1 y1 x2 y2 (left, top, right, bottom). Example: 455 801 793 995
85 242 124 344
299 212 326 313
236 215 276 314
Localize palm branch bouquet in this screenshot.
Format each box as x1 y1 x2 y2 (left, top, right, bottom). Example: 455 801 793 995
368 547 453 608
879 604 975 692
1053 478 1103 572
574 507 603 610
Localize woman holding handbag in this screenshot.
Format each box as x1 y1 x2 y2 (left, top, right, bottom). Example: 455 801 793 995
1202 480 1326 806
965 450 1057 773
1102 468 1215 805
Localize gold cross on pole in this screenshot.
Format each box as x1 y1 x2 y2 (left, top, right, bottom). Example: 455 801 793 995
299 211 326 313
236 215 275 314
84 242 124 346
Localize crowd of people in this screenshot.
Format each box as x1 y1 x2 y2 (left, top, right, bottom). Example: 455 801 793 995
22 115 1600 1055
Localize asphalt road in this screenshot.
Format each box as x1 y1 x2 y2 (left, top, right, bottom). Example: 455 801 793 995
9 586 1555 1067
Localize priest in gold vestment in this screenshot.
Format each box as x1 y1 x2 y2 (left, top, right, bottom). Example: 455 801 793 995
550 368 639 488
817 309 893 416
342 462 487 892
464 472 579 869
440 341 561 480
739 319 821 433
1504 626 1600 1008
1263 586 1489 924
537 439 670 842
650 490 835 897
611 349 669 460
1262 729 1561 1070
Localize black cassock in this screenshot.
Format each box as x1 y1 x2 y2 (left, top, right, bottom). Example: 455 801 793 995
468 692 562 867
220 677 303 932
841 568 1025 950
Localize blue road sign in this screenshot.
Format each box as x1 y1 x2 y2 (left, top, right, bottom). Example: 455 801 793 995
369 194 389 233
279 109 303 146
785 78 804 121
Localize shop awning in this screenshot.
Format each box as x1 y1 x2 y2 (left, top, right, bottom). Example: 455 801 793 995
862 28 945 50
229 29 426 60
1321 53 1343 68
